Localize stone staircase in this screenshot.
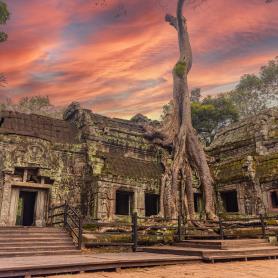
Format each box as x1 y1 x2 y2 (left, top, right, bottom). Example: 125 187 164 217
0 226 80 258
142 239 278 262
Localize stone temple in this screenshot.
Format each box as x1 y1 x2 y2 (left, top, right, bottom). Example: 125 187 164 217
0 103 277 227
208 108 278 217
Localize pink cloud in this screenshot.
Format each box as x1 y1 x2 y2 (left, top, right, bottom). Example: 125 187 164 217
0 0 277 119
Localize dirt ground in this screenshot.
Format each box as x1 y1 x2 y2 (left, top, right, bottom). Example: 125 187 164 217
46 260 278 278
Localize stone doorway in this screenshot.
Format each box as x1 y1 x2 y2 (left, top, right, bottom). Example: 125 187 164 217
16 191 37 226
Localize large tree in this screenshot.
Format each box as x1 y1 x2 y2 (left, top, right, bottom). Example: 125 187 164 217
147 0 275 220
0 1 9 86
146 0 217 221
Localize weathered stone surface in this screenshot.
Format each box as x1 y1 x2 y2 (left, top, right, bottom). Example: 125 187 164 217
207 108 278 216
0 104 277 227
0 104 164 225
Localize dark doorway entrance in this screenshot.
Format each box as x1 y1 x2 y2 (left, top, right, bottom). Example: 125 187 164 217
270 191 278 209
145 193 160 216
220 190 239 213
115 190 134 215
16 191 37 226
194 193 203 213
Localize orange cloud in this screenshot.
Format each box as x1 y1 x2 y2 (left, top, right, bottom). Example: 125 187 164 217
0 0 277 119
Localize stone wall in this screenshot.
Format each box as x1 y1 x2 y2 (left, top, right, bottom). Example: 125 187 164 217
1 105 277 227
207 108 278 217
0 111 87 225
0 105 164 225
64 103 163 221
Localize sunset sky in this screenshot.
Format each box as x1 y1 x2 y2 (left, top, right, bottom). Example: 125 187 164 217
0 0 277 119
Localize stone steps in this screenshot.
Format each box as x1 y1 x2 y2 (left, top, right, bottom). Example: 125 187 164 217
0 227 64 232
0 232 68 237
0 227 79 258
0 242 73 247
0 245 76 252
0 250 81 258
0 237 73 243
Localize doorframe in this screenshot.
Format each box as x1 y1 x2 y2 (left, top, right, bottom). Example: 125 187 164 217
10 184 50 227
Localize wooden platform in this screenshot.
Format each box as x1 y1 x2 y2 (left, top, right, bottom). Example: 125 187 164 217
0 252 201 277
142 239 278 263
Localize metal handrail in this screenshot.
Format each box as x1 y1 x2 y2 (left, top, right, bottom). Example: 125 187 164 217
48 201 83 250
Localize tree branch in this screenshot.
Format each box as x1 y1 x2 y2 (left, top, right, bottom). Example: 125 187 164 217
176 0 192 71
165 14 177 30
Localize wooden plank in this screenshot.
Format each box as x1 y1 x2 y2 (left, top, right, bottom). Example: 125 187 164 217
0 253 201 277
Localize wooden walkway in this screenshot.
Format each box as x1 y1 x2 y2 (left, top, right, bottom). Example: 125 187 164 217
0 252 201 277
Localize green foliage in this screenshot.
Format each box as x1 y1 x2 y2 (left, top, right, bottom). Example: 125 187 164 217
18 96 51 111
0 1 9 42
190 88 201 103
174 61 186 77
229 57 278 119
0 1 9 86
0 1 9 25
192 95 239 144
0 96 64 119
160 94 238 145
160 100 174 121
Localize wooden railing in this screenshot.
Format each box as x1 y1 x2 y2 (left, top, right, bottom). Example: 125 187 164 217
82 216 136 251
132 214 278 248
48 202 83 249
48 209 278 252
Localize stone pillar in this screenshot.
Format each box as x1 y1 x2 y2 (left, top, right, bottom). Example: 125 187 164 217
0 174 12 226
136 189 145 217
133 190 138 214
9 188 19 226
35 190 47 227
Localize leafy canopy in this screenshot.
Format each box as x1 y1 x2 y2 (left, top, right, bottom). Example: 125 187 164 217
0 1 9 86
192 94 239 144
229 56 278 118
0 96 64 119
0 1 9 42
161 90 239 145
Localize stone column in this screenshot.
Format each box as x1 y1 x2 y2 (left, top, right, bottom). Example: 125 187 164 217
0 174 13 226
136 188 145 217
35 190 47 227
9 188 19 226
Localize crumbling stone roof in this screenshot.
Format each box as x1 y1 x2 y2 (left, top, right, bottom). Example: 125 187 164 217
207 108 278 159
0 111 81 144
207 108 278 184
98 150 163 180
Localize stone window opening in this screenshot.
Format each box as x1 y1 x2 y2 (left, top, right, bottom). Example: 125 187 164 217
220 190 239 213
115 190 134 216
145 193 160 217
270 191 278 209
26 168 40 183
194 192 203 213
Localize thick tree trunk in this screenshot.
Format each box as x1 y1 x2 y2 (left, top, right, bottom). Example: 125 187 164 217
157 0 217 221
